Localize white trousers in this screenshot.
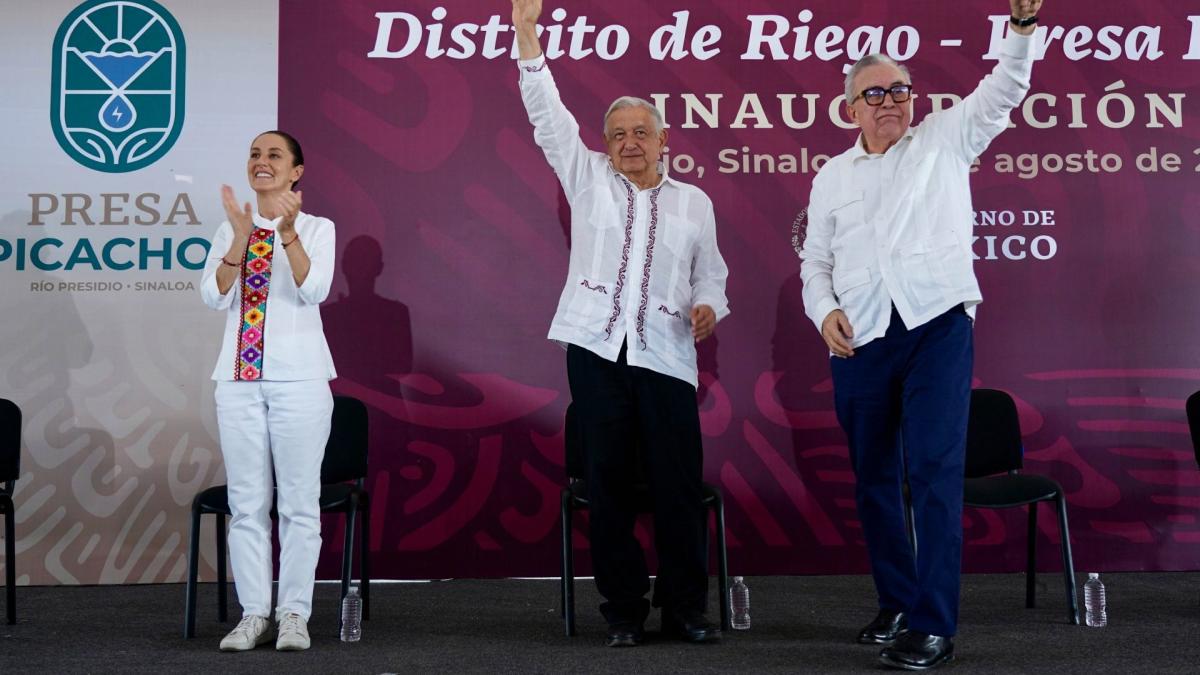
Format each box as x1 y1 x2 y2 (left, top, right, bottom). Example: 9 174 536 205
215 379 332 621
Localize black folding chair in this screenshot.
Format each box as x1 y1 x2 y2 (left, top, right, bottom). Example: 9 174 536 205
1 399 20 625
184 395 371 637
1186 391 1200 467
963 388 1079 625
559 403 730 636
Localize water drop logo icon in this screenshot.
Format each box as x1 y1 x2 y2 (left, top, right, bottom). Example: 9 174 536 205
50 0 186 173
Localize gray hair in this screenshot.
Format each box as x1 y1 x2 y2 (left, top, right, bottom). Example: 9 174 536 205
603 96 664 138
844 54 911 102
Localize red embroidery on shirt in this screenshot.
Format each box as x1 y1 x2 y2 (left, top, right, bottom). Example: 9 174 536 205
603 180 636 341
580 280 608 294
635 187 663 350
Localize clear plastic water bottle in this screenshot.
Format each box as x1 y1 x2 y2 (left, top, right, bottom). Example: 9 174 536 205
340 587 362 642
1084 573 1107 627
730 576 750 630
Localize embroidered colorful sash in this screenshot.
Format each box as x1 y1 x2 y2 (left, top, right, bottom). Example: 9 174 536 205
234 227 275 380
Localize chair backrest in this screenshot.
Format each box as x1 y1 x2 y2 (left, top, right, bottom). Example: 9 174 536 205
964 388 1023 479
0 399 20 484
1187 391 1200 468
320 395 369 484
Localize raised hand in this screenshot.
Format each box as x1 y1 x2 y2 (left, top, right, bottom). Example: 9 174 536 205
221 184 254 240
276 190 302 235
511 0 541 29
1008 0 1043 35
1009 0 1043 19
511 0 543 59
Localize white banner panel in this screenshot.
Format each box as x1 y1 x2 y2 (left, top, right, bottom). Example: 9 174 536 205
0 0 278 584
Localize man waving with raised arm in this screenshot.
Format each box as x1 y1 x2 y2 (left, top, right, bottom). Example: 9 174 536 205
798 1 1045 670
512 0 730 649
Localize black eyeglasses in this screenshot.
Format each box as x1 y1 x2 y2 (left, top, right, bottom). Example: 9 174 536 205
855 84 913 106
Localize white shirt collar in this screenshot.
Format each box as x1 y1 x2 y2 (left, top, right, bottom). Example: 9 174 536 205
251 212 289 230
850 129 915 161
606 158 676 190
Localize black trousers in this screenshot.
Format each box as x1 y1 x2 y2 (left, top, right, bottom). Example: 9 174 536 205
566 342 708 625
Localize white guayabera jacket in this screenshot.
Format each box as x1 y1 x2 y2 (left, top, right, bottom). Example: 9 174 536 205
519 54 730 388
800 32 1035 349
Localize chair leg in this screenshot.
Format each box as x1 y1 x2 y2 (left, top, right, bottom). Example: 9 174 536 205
713 493 731 632
901 445 918 556
4 502 15 625
560 489 575 637
216 513 228 623
340 494 357 629
1055 493 1080 625
360 495 371 621
903 487 917 557
184 502 202 638
1026 502 1038 609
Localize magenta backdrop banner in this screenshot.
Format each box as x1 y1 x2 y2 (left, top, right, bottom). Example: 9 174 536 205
277 0 1200 579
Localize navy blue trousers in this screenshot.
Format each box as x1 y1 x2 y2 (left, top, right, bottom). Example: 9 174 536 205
831 305 973 637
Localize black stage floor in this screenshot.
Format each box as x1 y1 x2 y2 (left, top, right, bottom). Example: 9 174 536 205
2 573 1197 673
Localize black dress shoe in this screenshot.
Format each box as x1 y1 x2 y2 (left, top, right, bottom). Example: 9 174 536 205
605 622 645 648
879 631 954 670
857 609 908 644
662 609 721 643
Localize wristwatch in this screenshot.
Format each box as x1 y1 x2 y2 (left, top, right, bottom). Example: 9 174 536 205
1010 15 1038 28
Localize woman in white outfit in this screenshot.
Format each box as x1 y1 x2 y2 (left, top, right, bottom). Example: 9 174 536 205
200 130 337 652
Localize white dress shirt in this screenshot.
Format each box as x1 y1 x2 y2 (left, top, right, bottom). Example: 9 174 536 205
200 211 337 381
519 54 730 388
799 32 1035 348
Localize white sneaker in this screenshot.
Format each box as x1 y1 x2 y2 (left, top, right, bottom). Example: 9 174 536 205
275 612 311 651
219 615 273 652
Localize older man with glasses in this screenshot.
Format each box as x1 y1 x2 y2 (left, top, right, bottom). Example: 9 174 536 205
797 1 1046 670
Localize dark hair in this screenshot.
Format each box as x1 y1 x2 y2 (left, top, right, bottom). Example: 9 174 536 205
255 130 305 189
